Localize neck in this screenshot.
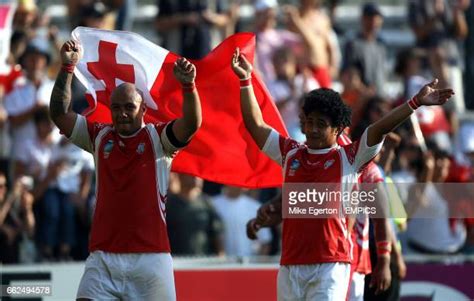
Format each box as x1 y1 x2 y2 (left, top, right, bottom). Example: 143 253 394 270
307 140 337 150
117 122 145 137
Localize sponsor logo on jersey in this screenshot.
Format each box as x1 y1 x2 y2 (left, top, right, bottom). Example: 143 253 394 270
137 143 145 154
324 159 335 169
103 140 114 159
289 159 300 176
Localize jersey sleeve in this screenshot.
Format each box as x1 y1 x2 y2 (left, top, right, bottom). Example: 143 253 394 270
156 120 189 157
359 162 384 184
262 129 299 166
69 115 108 154
344 128 384 173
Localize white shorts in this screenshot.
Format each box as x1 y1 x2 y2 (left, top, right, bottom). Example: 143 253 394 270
349 272 365 301
77 251 176 300
277 262 350 301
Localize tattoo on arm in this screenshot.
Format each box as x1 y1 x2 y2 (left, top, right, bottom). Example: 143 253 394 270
50 70 74 120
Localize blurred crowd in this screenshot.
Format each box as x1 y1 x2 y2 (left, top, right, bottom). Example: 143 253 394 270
1 0 474 264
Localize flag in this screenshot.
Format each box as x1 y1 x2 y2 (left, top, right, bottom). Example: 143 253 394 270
71 27 287 188
0 3 16 74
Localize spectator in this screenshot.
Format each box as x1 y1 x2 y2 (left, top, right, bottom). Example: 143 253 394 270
457 123 474 254
156 0 232 59
108 0 136 31
0 172 36 264
406 148 467 254
0 86 10 177
294 0 342 79
212 186 271 257
395 48 453 153
343 2 387 95
67 0 115 30
351 96 391 141
166 174 224 256
52 138 95 261
283 4 332 88
340 65 374 130
14 108 73 261
9 30 29 65
12 0 38 35
408 0 469 113
77 2 108 29
4 38 56 174
253 0 302 85
267 47 318 141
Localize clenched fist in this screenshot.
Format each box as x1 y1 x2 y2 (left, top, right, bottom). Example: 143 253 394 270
173 57 196 84
60 40 82 66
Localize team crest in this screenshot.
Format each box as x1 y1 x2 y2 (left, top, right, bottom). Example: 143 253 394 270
324 159 335 169
103 140 114 159
288 159 300 176
137 143 145 154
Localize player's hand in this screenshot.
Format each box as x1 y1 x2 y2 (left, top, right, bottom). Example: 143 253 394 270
173 57 196 84
246 218 261 240
256 201 282 226
415 79 454 106
231 48 252 80
396 254 407 279
60 40 82 66
370 256 392 295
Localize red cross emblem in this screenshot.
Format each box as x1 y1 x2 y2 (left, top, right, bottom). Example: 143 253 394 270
87 40 135 92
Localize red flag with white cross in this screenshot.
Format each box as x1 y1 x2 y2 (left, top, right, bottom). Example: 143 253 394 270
71 27 287 188
0 3 16 74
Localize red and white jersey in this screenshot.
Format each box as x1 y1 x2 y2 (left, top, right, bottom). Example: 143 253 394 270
416 106 451 138
263 128 384 265
351 162 384 275
70 115 181 253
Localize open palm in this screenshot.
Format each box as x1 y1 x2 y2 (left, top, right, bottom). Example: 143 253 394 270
416 79 455 106
231 48 252 80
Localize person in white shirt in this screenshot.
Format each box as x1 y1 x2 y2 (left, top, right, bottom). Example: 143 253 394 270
212 186 271 256
4 38 56 166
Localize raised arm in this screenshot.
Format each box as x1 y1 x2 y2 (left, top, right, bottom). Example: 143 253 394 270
231 48 272 149
366 79 454 147
171 58 202 144
50 40 81 137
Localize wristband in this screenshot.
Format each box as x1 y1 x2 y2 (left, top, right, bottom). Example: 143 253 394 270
377 249 391 258
182 82 196 93
376 240 392 255
62 64 75 73
407 96 421 111
240 77 251 88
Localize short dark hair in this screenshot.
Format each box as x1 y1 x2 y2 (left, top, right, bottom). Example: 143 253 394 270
301 88 352 131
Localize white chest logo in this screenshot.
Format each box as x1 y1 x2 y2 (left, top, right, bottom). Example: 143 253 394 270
137 143 145 154
324 159 335 169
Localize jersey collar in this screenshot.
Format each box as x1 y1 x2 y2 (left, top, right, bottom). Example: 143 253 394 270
307 143 338 154
117 123 146 138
